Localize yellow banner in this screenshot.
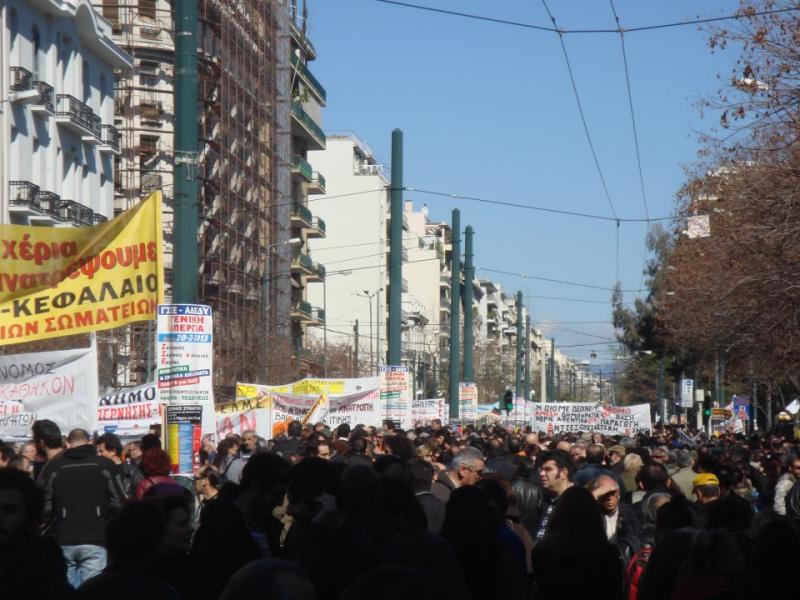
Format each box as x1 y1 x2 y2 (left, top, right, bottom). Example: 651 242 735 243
0 192 164 345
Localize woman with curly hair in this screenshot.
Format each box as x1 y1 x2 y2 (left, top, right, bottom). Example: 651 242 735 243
135 449 180 499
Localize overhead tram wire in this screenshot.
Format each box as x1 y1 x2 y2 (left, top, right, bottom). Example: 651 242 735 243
540 0 618 222
478 266 644 293
609 0 650 291
375 1 800 36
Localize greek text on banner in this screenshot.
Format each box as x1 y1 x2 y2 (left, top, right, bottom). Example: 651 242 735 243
0 192 164 345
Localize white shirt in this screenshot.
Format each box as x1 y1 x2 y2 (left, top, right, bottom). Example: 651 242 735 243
603 511 619 542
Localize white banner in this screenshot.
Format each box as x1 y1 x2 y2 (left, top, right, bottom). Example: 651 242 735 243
97 382 161 437
531 402 651 435
458 383 478 422
380 366 412 429
156 304 215 438
0 345 98 438
412 397 448 424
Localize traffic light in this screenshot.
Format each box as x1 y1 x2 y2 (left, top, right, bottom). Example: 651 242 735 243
503 390 514 413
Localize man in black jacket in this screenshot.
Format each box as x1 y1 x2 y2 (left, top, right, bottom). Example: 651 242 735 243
96 432 143 500
408 459 445 534
38 428 124 589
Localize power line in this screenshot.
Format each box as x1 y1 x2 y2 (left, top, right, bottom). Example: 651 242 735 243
405 187 674 223
376 1 800 35
541 0 618 220
479 266 643 292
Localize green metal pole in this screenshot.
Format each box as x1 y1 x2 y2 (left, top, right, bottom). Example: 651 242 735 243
515 292 523 398
449 209 461 419
463 226 475 382
172 0 199 303
388 129 403 365
524 314 531 401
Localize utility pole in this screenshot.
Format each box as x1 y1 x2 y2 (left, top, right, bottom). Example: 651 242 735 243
548 338 555 401
353 319 359 376
448 209 461 419
540 346 547 403
173 0 199 303
515 292 523 398
524 314 531 402
388 129 403 366
463 226 475 383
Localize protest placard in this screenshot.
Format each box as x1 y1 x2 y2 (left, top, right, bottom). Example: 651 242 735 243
530 402 651 435
97 382 160 437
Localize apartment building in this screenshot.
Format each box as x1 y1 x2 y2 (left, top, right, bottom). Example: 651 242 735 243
97 0 290 394
2 0 132 226
288 1 326 367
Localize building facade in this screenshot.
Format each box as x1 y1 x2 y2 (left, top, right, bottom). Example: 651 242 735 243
98 0 290 395
2 0 131 227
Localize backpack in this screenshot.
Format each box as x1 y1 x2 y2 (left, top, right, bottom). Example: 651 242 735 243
624 545 653 600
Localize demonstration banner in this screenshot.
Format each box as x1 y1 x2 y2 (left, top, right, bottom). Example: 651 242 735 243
97 382 160 437
216 395 270 440
166 404 202 474
0 345 98 438
380 366 412 429
411 397 448 424
0 191 163 345
156 304 215 438
458 382 478 422
530 402 651 435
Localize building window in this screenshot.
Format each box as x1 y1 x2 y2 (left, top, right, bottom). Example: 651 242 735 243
102 0 120 27
139 0 156 20
32 25 41 78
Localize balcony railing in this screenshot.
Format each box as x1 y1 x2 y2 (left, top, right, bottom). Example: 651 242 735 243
291 155 313 182
141 173 162 194
292 300 313 319
10 66 33 91
309 261 326 280
291 102 326 147
56 94 96 134
294 252 314 271
290 53 327 103
292 204 313 225
9 181 40 208
36 191 61 218
92 214 108 225
33 81 54 112
58 200 93 226
311 216 326 234
101 125 121 152
311 306 326 324
308 171 326 194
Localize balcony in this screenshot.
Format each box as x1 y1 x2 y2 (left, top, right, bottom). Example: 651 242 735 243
55 94 99 139
291 204 313 227
291 102 325 150
307 216 326 239
140 101 163 119
291 300 313 322
291 252 314 276
402 247 408 262
141 173 162 195
440 273 452 288
290 19 317 60
308 171 326 194
10 66 33 91
31 81 54 114
92 214 108 225
291 155 313 182
306 260 325 283
99 125 121 154
290 53 326 104
402 277 409 293
27 191 63 225
8 181 40 217
309 306 326 326
58 200 94 226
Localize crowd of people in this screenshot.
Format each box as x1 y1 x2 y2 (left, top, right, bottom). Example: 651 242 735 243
1 416 799 599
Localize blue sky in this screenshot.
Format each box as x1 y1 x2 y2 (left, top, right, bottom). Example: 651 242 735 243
306 0 740 367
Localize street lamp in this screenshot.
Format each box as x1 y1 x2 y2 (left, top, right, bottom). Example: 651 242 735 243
355 288 382 374
322 269 352 377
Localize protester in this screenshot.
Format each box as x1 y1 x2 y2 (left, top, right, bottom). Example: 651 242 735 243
669 449 696 500
532 486 623 598
408 458 446 533
535 449 575 541
0 468 74 599
773 456 800 515
622 452 644 496
430 446 485 502
97 433 144 499
589 474 643 563
134 449 183 499
38 428 125 588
